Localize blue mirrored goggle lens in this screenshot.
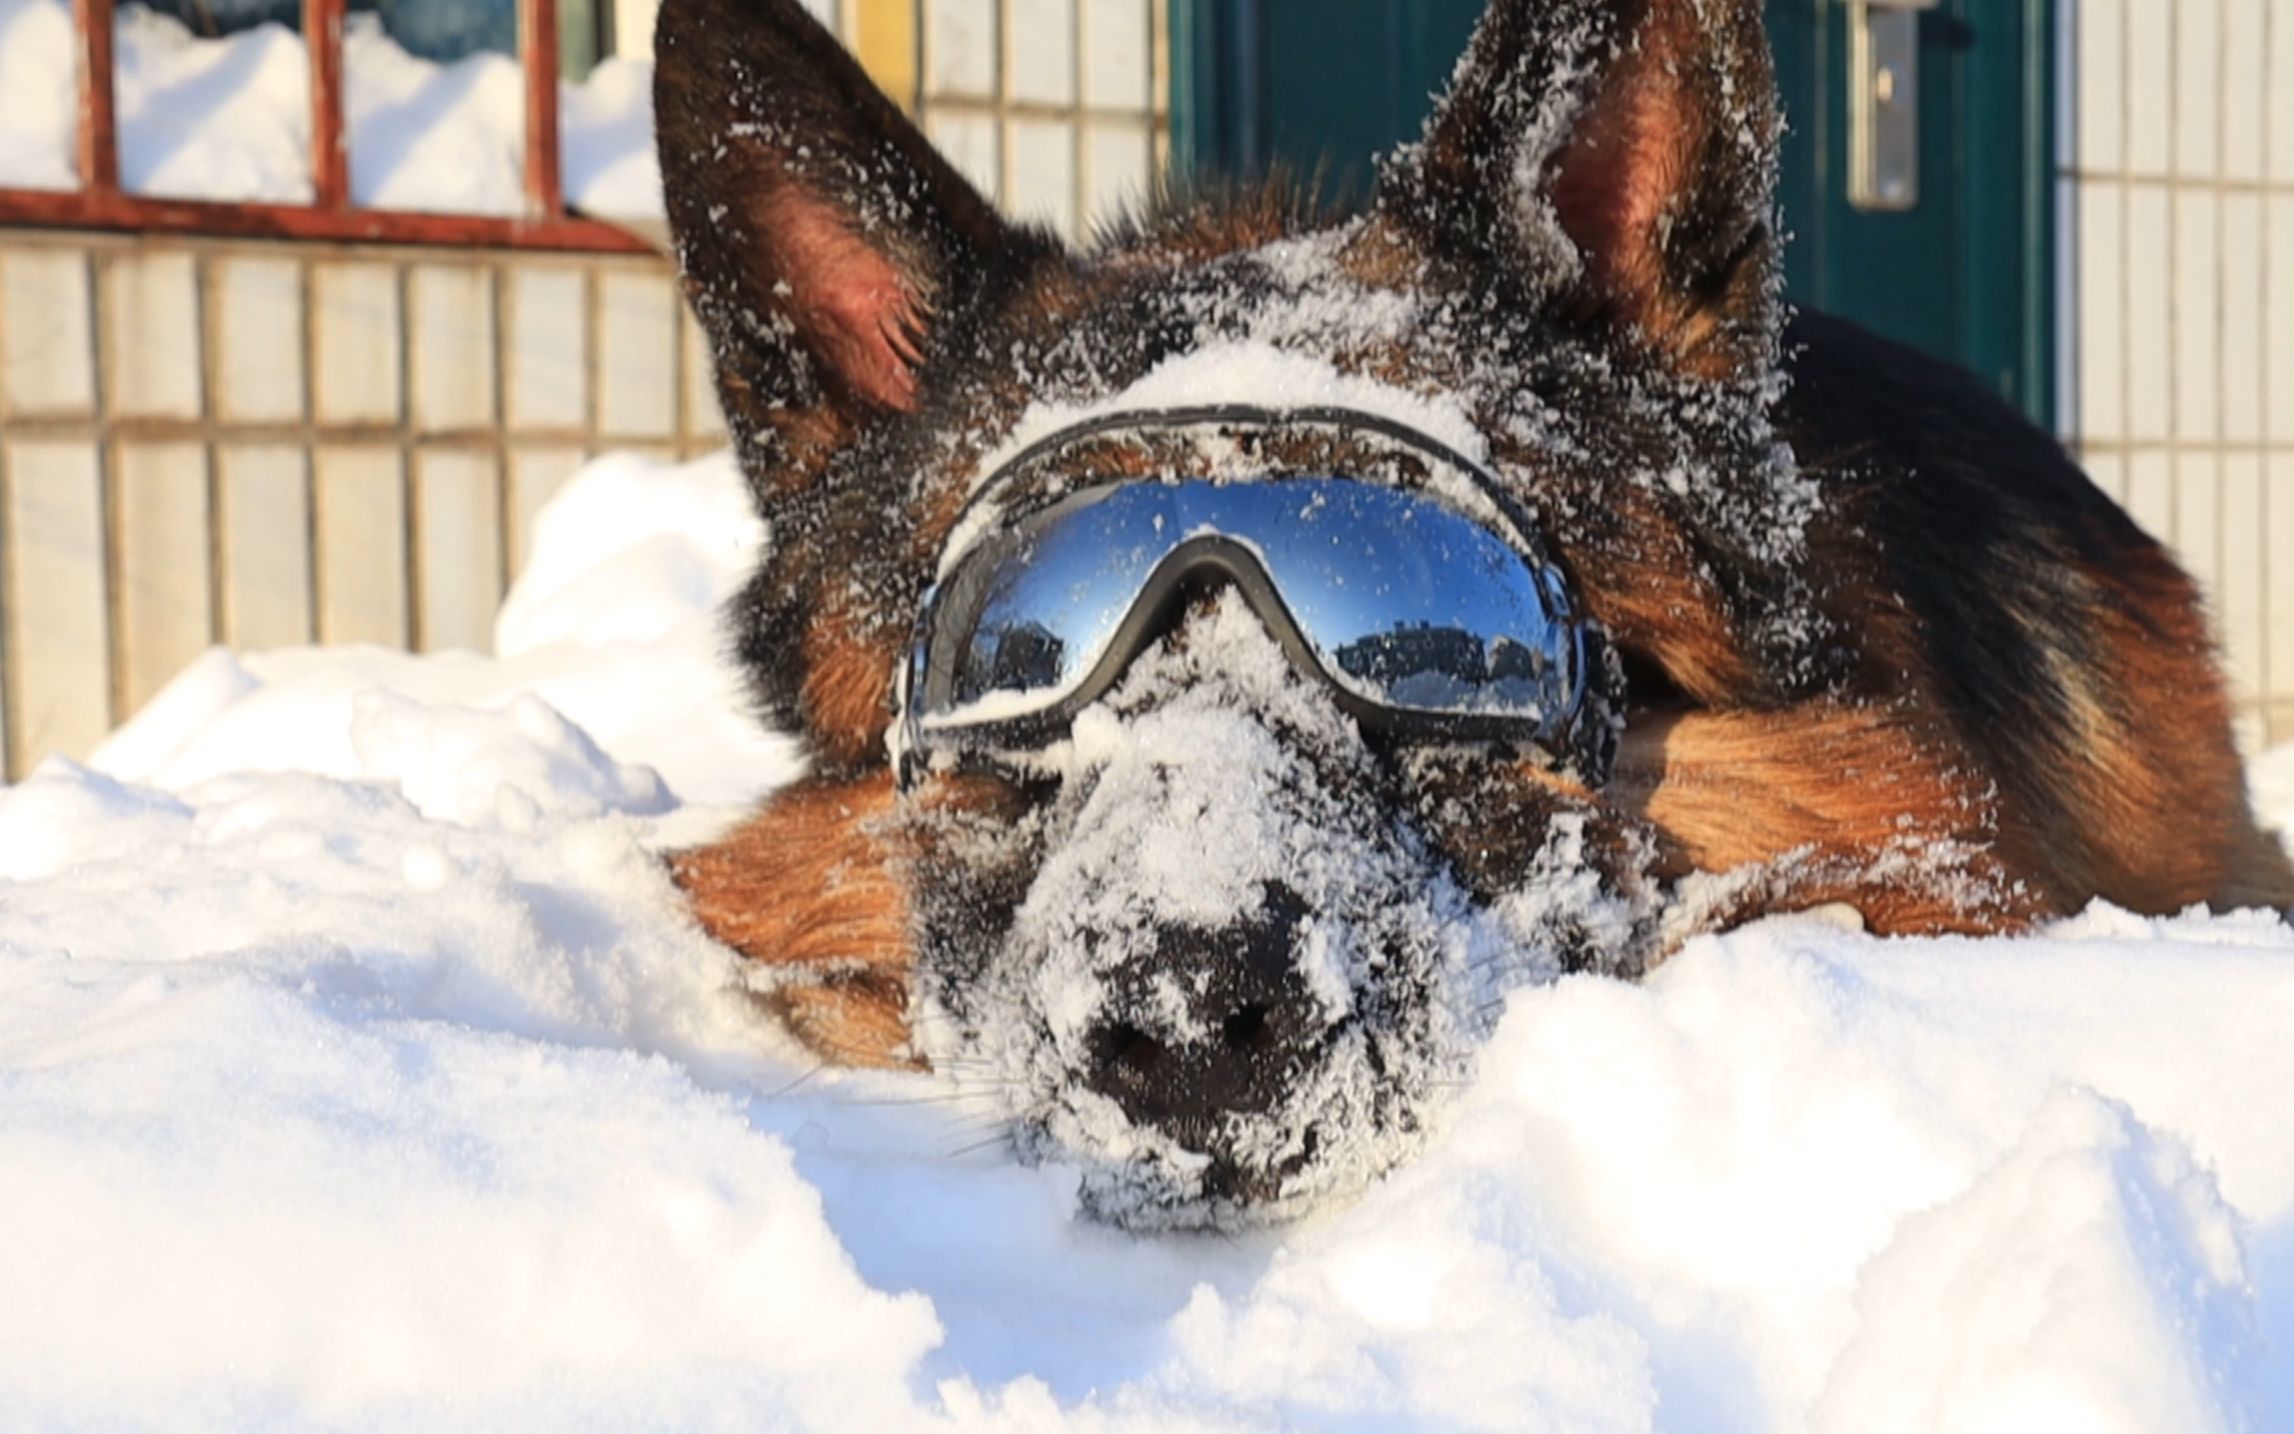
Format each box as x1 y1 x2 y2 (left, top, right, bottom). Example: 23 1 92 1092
919 478 1580 739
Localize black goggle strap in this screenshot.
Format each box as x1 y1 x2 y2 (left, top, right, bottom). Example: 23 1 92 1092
935 404 1569 580
1568 624 1623 788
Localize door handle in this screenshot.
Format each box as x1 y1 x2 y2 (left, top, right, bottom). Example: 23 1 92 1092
1847 0 1939 212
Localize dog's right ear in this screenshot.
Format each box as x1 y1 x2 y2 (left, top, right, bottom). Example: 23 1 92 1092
654 0 1053 493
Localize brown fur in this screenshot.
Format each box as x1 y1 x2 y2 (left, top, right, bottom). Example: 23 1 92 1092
1552 482 1764 704
1618 706 2044 934
797 596 901 771
2047 548 2286 912
669 774 915 1068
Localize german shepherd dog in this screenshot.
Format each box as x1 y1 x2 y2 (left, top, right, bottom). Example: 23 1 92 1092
658 0 2293 1227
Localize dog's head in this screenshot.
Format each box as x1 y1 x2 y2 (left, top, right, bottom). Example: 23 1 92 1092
660 0 1815 1227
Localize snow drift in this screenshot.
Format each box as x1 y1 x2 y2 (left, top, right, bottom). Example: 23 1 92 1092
2 448 2292 1430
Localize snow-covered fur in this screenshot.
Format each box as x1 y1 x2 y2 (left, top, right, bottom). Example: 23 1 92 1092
657 0 2293 1227
904 594 1625 1226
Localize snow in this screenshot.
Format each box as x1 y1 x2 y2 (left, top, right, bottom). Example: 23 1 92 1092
0 0 663 216
966 342 1497 518
3 447 2293 1427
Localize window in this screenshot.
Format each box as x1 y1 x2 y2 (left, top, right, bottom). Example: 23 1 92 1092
0 0 650 249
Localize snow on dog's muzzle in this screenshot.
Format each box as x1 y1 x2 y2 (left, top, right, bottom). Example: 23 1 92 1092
912 596 1501 1230
898 410 1620 1228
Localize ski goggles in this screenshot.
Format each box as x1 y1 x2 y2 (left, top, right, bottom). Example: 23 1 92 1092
898 408 1613 784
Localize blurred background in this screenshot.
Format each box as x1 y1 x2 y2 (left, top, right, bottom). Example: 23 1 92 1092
0 0 2284 779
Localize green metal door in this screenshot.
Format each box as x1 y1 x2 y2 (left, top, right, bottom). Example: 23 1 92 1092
1769 0 2055 424
1171 0 1483 199
1169 0 2056 425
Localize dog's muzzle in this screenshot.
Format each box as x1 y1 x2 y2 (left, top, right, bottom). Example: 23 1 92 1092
896 406 1617 787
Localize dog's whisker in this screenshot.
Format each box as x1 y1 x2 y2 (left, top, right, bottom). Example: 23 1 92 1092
917 1053 1003 1071
918 1059 1023 1082
829 1090 1008 1109
760 1063 827 1099
944 1131 1017 1160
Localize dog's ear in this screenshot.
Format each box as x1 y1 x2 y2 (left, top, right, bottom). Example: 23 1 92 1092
654 0 1055 489
1381 0 1779 377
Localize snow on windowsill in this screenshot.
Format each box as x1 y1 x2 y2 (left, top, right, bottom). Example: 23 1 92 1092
0 0 663 218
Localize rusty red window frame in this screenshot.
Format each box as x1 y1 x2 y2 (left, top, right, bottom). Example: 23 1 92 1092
0 0 647 253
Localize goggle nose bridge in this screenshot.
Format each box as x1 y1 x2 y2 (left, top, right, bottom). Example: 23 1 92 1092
922 531 1335 727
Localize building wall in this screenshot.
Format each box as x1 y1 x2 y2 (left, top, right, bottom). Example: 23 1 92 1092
0 230 724 777
2062 0 2294 747
613 0 1165 242
9 3 2289 778
0 0 1168 779
912 0 1169 241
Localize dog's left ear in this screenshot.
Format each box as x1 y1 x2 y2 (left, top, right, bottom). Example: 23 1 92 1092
655 0 1057 490
1381 0 1780 378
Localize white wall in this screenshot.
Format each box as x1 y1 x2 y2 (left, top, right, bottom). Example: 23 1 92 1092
0 233 726 777
918 0 1164 241
2062 0 2294 746
609 0 1166 243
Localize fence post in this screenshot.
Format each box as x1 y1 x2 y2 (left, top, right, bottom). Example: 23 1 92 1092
521 0 565 219
72 0 119 194
306 0 349 208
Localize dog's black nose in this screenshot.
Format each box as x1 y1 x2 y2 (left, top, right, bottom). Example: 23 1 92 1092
1083 886 1326 1149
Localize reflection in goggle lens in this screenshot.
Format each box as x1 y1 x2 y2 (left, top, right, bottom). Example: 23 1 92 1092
916 478 1583 749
